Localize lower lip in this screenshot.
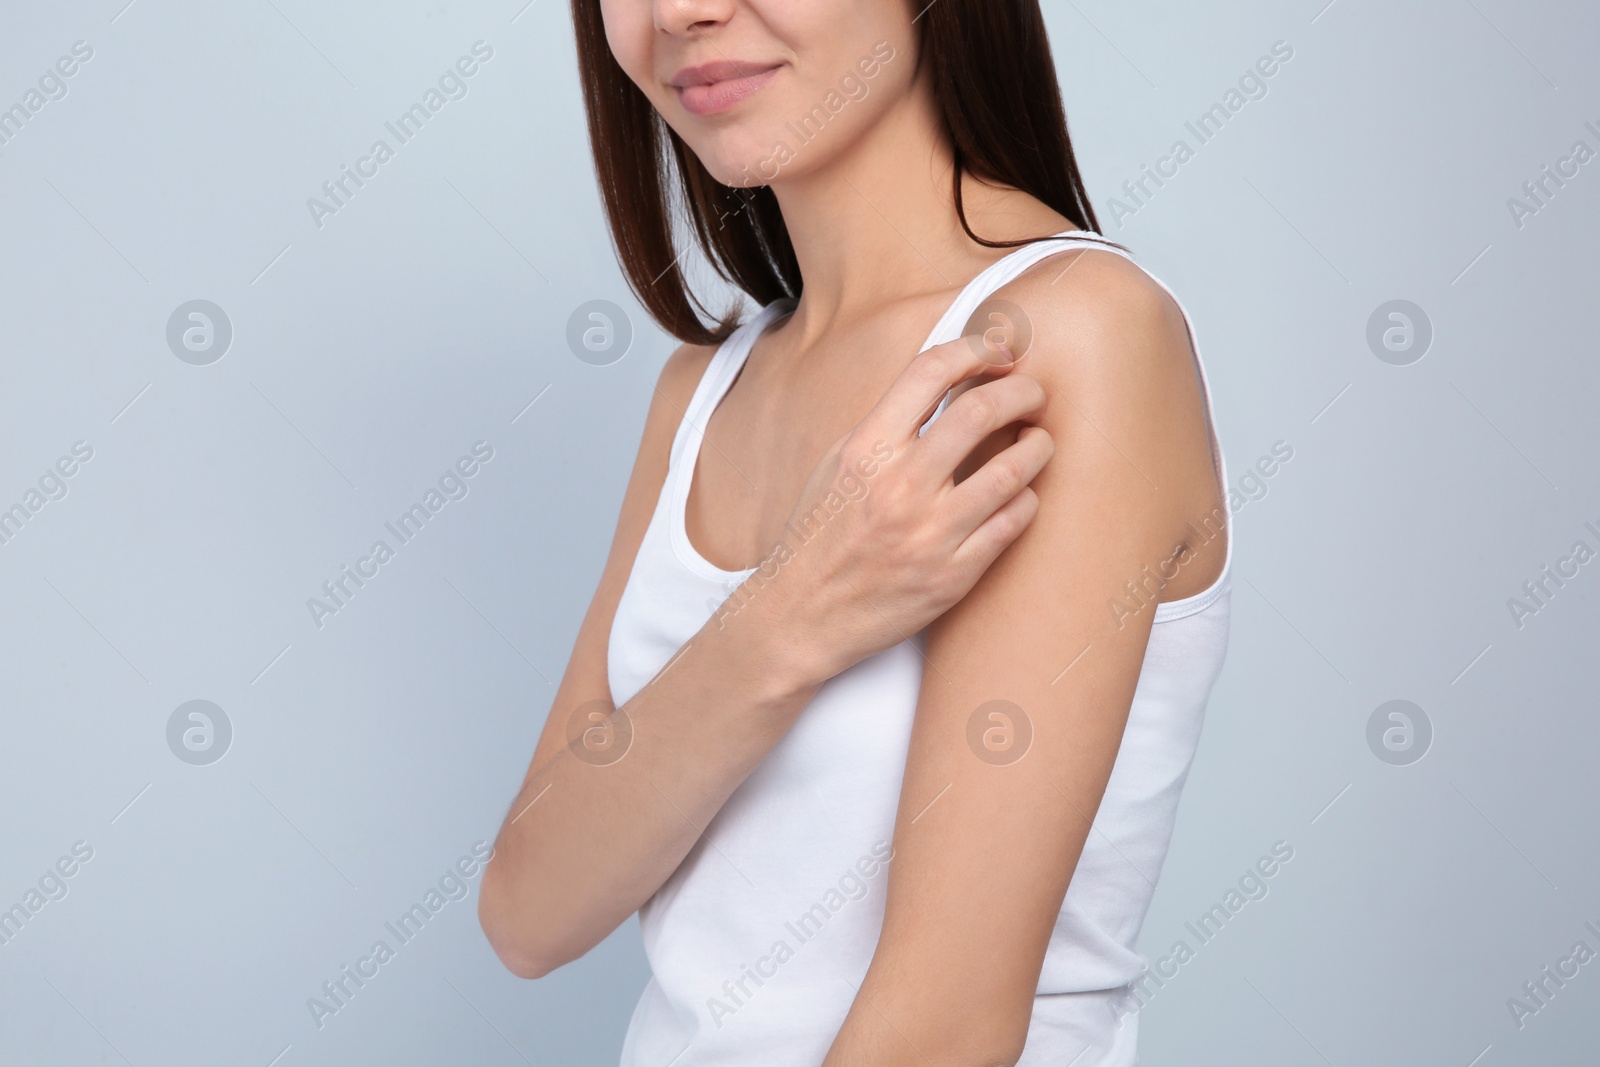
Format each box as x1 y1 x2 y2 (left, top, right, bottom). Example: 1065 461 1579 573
676 67 781 116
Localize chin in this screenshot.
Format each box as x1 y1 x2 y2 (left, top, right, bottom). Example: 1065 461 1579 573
678 127 795 189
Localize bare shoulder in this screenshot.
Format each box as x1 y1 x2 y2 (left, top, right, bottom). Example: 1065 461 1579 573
612 338 719 514
981 244 1223 560
990 245 1194 389
581 338 722 622
630 339 717 457
655 339 721 417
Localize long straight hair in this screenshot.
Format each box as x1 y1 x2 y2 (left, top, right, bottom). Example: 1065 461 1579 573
570 0 1103 345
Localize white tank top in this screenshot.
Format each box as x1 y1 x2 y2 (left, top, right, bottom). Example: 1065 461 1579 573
608 232 1232 1067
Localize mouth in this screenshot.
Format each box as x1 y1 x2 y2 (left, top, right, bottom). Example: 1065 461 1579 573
669 60 783 117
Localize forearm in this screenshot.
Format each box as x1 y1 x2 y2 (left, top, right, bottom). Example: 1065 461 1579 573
479 601 822 978
822 963 1030 1067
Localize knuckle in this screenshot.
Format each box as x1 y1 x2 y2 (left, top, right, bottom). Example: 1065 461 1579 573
988 456 1023 496
912 351 950 384
952 391 996 434
874 477 911 516
992 510 1024 544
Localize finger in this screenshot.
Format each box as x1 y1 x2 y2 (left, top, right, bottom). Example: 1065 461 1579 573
913 373 1048 481
951 484 1040 578
858 337 1022 449
943 425 1054 536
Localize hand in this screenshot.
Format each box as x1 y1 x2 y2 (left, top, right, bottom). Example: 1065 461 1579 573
730 338 1054 685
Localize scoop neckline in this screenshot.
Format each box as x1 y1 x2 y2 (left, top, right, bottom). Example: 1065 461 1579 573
665 236 1232 622
667 299 794 585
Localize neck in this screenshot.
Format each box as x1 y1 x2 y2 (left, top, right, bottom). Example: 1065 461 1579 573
765 73 1030 344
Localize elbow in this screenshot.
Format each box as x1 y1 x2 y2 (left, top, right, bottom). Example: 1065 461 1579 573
476 842 627 979
495 949 560 982
477 866 573 980
491 946 555 981
484 932 558 981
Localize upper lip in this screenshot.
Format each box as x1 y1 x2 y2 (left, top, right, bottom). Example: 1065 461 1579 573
668 60 781 88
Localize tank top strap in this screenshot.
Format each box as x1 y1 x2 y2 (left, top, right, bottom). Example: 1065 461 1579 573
669 298 798 470
912 230 1233 617
915 230 1124 435
680 232 1106 458
916 229 1114 354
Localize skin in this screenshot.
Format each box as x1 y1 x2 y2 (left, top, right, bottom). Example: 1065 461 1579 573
478 1 1228 1063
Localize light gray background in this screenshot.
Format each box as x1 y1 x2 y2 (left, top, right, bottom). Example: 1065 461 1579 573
1 0 1595 1064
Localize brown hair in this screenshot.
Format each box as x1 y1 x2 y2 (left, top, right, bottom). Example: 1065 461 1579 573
570 0 1104 345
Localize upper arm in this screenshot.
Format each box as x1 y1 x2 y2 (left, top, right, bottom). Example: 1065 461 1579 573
519 341 717 784
834 252 1222 1059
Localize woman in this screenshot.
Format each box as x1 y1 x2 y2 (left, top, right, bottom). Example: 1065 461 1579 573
479 1 1232 1063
